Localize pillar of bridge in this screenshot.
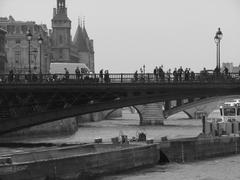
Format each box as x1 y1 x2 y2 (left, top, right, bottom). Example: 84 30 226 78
164 100 171 111
176 99 182 107
138 102 165 125
188 98 194 103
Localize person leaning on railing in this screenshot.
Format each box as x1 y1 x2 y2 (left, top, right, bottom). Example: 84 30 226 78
104 70 110 83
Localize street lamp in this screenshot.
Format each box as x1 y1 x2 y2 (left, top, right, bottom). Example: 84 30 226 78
214 28 223 71
26 29 32 74
38 35 43 74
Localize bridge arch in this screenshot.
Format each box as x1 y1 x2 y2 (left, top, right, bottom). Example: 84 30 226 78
104 106 143 124
182 110 193 119
3 80 240 134
165 95 240 119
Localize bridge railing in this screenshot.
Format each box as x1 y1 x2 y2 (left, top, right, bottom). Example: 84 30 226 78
1 72 240 84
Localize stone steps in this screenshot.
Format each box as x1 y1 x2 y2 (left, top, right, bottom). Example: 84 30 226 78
141 103 165 125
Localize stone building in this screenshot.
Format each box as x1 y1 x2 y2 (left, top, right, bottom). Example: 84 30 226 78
222 62 240 73
0 16 50 74
50 0 95 72
0 28 7 73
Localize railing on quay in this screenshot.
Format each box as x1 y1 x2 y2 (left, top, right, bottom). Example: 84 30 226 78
1 72 240 84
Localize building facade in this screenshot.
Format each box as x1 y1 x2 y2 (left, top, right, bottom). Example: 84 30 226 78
0 0 95 74
50 0 95 72
0 28 7 73
0 16 50 74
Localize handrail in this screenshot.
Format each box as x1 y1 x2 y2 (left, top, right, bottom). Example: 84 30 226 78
0 72 239 84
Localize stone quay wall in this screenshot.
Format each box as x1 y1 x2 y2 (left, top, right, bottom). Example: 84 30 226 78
4 117 78 137
0 144 159 180
1 136 240 179
158 136 240 163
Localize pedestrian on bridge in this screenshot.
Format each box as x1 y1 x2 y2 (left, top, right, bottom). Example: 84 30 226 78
64 68 69 81
99 69 104 83
184 68 190 81
75 67 81 80
166 69 171 82
178 66 183 82
104 70 110 83
173 68 178 82
158 66 165 82
190 71 195 81
153 66 158 81
134 70 138 82
223 66 229 78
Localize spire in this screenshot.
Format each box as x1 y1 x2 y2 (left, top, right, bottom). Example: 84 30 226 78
73 24 89 52
82 17 89 39
83 16 87 28
78 16 80 27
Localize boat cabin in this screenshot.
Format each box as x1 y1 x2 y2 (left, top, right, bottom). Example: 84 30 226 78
219 99 240 122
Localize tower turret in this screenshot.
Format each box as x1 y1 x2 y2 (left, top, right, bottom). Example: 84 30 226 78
51 0 71 62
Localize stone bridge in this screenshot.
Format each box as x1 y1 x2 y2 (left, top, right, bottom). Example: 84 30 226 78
1 72 240 134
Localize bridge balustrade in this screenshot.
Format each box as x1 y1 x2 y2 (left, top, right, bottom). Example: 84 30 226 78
0 72 238 84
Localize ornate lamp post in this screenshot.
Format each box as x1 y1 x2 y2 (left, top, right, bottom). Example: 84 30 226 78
214 28 223 71
38 35 43 74
26 29 32 74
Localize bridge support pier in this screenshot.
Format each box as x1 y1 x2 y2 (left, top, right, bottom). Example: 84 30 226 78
137 103 165 125
164 101 171 111
176 99 182 107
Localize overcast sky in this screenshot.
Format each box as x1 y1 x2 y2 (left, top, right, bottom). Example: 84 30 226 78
0 0 240 72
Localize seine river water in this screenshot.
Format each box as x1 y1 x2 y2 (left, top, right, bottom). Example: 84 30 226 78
2 110 240 179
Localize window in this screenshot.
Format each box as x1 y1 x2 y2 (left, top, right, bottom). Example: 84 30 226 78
15 50 21 64
16 39 21 44
224 108 235 116
21 25 27 34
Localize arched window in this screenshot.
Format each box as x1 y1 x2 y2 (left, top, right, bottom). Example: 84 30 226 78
14 48 21 64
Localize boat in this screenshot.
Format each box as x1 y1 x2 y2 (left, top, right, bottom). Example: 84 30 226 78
219 99 240 122
205 99 240 136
